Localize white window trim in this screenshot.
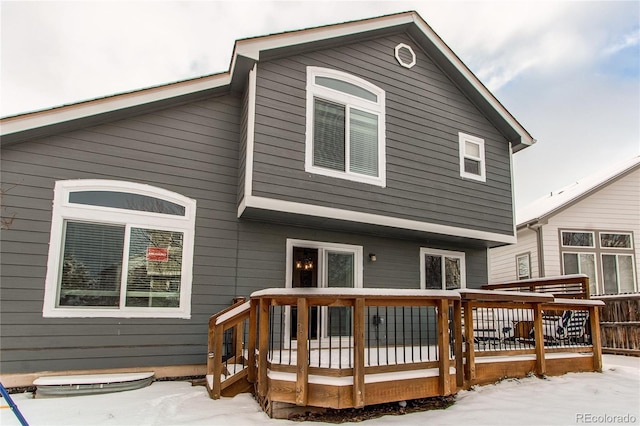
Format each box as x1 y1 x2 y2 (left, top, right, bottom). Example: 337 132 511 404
458 132 486 182
561 251 598 292
599 231 634 250
600 253 637 294
516 252 531 280
43 180 196 319
561 230 596 248
394 43 416 69
305 66 386 187
419 247 466 290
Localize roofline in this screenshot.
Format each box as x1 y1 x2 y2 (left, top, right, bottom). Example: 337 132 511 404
516 158 640 229
1 72 231 137
409 13 534 148
1 11 534 148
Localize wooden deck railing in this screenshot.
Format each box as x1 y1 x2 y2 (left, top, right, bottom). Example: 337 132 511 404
459 289 603 387
206 277 604 418
248 288 460 414
482 274 590 299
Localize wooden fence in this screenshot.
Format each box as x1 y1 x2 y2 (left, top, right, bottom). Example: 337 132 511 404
594 294 640 356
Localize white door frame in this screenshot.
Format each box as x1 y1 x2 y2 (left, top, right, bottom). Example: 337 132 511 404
284 239 363 346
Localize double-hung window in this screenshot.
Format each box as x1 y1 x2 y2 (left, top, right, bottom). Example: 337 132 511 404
420 248 466 290
459 132 486 182
306 67 386 187
43 180 196 318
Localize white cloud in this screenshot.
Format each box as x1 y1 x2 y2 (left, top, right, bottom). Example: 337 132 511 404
1 1 638 209
603 28 640 55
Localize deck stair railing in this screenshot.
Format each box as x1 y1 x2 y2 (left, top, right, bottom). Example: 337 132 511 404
206 298 252 399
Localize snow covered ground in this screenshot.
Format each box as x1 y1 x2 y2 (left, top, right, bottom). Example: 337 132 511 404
2 355 638 425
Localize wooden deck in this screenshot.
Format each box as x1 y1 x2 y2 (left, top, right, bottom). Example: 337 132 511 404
206 276 604 418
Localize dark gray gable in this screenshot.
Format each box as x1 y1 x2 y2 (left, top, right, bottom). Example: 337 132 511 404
249 31 514 241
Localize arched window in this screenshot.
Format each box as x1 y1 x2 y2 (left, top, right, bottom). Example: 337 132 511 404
43 180 196 318
305 67 386 187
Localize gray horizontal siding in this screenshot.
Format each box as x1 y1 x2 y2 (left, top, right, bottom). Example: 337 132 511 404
0 95 242 374
233 220 489 298
250 32 514 236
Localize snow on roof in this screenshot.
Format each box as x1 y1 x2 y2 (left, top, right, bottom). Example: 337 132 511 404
516 155 640 226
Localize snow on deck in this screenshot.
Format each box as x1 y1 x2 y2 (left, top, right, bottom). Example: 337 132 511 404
267 366 457 386
268 344 441 368
215 301 251 325
251 287 460 299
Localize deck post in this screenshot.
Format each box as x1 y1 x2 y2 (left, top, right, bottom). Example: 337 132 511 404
248 299 258 383
437 298 451 395
207 318 215 379
295 297 309 406
462 300 475 387
533 303 546 376
212 323 224 399
258 298 269 397
353 297 366 408
453 299 464 389
589 305 603 372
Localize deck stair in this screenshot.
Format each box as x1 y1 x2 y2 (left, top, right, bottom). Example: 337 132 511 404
206 275 604 418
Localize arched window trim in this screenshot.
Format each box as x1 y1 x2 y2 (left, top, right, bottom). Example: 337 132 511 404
305 67 386 187
43 180 196 319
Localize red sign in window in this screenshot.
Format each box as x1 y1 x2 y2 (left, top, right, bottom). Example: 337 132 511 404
147 247 169 262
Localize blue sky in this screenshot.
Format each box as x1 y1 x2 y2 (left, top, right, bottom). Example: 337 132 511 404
1 1 638 210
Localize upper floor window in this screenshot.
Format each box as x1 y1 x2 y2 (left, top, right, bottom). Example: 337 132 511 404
43 180 196 318
305 67 386 187
459 132 486 182
420 248 466 290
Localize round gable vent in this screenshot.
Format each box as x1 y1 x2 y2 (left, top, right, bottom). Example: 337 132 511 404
394 43 416 69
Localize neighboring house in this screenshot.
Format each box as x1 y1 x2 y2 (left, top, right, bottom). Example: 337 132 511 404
490 156 640 296
0 11 534 386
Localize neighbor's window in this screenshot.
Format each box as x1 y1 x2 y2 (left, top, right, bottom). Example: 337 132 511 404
459 132 486 182
305 67 386 187
561 231 595 247
420 248 466 290
516 253 531 280
560 229 636 295
562 252 597 296
43 180 196 318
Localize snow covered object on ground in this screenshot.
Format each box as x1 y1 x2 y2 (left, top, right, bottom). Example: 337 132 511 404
1 355 638 425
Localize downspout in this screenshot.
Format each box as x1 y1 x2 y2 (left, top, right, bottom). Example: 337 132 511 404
526 222 545 277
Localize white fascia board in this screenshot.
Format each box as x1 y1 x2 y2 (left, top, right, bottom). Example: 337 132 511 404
234 11 533 148
410 16 535 147
233 13 415 61
1 73 231 136
244 195 516 245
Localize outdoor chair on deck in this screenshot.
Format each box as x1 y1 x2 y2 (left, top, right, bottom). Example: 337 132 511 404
531 310 590 344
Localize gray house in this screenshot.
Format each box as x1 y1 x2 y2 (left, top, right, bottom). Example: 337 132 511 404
0 11 534 387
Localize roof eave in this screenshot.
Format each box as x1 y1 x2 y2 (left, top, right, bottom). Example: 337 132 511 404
1 11 535 148
1 72 232 144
